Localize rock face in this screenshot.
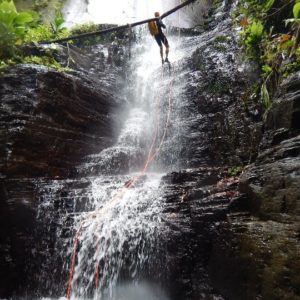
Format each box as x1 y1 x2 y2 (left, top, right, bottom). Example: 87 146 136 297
159 69 300 299
0 65 123 178
225 73 300 300
160 167 242 300
153 6 300 300
0 3 299 300
0 56 126 297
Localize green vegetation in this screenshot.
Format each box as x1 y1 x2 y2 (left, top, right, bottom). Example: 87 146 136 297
228 166 242 176
236 0 300 114
14 0 65 13
242 20 265 59
0 0 71 71
213 35 228 52
0 0 121 71
205 79 232 94
23 54 62 69
0 0 39 58
69 23 116 47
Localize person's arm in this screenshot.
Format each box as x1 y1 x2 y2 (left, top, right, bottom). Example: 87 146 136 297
158 18 166 29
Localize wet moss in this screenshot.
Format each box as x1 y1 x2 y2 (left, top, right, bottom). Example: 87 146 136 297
205 79 232 95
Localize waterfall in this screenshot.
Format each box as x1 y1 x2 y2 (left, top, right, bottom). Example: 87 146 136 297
63 36 177 298
29 1 215 299
34 17 186 300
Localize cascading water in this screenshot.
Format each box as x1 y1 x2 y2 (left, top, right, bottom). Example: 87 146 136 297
26 1 219 299
34 20 184 300
1 0 258 298
64 39 177 299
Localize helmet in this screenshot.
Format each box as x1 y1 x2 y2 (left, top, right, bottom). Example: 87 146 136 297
154 12 160 17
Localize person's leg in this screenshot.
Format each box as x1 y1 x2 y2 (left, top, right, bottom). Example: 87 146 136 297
155 35 164 63
162 35 170 62
159 46 164 64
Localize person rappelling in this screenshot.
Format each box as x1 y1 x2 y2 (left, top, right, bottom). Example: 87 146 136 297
148 12 170 65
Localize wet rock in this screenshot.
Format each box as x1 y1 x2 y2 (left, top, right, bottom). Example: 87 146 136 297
159 13 263 170
0 60 126 296
208 73 300 300
0 64 122 178
0 2 299 299
160 167 242 300
159 8 300 300
0 179 37 298
240 73 300 221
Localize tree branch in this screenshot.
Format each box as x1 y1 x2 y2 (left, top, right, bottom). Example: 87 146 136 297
40 0 197 44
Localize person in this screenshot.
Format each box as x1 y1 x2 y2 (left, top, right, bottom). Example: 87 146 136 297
148 12 170 64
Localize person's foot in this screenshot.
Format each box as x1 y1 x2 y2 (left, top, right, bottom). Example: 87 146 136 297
162 59 165 64
165 57 170 63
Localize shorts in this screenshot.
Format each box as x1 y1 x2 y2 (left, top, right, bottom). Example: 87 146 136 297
154 33 169 48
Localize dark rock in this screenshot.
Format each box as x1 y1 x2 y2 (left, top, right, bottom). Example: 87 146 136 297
0 55 127 296
208 73 300 300
0 64 122 179
160 167 242 299
0 2 299 299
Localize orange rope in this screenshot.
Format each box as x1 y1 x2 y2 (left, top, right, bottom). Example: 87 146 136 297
95 262 100 288
66 225 82 299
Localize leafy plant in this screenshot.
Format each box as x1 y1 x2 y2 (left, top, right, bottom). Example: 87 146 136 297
236 0 300 115
236 0 276 20
284 0 300 57
262 64 272 76
33 0 48 10
51 10 66 34
228 166 242 176
23 55 64 70
69 23 116 46
261 77 272 116
242 20 265 58
0 0 39 57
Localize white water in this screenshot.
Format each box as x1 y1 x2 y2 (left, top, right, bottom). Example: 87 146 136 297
62 0 208 28
34 1 194 299
64 35 178 298
63 0 163 27
33 36 185 300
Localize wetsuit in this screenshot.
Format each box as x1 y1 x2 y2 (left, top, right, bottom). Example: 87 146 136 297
154 19 169 48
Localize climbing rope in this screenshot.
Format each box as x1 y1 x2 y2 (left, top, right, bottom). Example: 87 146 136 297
66 65 175 300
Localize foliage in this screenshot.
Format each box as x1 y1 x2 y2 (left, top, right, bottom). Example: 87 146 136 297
262 63 272 76
14 0 65 11
69 23 117 46
235 0 300 116
260 78 272 116
228 166 242 176
0 0 39 57
0 0 73 70
0 58 15 72
51 9 65 34
293 1 300 19
236 0 276 20
282 46 300 76
33 0 48 10
22 55 65 70
70 23 100 36
24 24 57 43
242 20 265 58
